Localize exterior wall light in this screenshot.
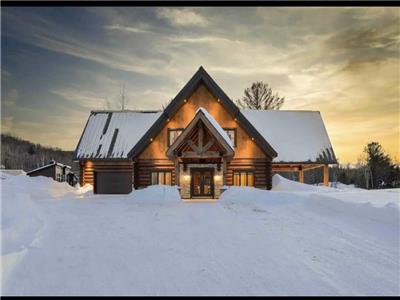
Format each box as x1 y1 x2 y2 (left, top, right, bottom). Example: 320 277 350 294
214 175 222 181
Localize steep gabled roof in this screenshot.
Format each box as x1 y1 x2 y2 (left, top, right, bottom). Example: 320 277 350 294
166 107 235 159
128 66 277 159
73 110 162 160
242 110 337 164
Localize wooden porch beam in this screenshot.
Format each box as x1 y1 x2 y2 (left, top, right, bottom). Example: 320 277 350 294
302 164 324 171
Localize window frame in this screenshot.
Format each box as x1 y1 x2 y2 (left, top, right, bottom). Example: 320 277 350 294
151 170 173 185
223 128 237 147
167 128 184 147
233 170 255 187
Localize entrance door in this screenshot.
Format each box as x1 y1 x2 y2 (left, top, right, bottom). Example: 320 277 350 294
190 168 214 198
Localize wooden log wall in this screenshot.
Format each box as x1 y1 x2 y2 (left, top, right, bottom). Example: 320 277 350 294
134 158 175 188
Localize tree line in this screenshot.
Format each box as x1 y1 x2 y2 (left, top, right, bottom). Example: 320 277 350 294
1 134 76 172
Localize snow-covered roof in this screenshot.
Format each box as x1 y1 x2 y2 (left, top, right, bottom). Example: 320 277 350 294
74 111 162 159
241 110 337 163
196 107 234 150
27 162 71 175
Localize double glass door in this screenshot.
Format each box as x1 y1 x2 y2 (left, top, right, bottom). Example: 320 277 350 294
191 168 214 198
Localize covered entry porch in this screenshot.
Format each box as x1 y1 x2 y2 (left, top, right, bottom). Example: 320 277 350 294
166 108 234 199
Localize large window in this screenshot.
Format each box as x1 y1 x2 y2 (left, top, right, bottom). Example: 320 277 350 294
233 171 254 186
223 128 236 147
151 171 172 185
168 129 184 146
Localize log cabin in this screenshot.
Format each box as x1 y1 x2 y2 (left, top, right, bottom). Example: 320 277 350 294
73 67 337 198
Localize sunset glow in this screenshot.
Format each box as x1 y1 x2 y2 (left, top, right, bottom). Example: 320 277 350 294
1 7 399 164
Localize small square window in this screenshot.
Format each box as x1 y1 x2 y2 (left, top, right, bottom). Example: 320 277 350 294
168 129 184 146
223 128 236 147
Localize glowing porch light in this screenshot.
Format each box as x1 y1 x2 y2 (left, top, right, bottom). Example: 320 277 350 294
214 175 222 181
183 175 191 180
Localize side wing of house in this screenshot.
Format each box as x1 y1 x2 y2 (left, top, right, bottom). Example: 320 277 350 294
242 110 338 185
73 111 161 193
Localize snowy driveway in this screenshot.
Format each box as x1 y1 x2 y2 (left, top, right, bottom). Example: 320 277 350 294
1 175 399 295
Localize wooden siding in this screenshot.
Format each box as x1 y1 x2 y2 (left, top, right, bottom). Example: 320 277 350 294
138 83 269 160
227 158 272 190
134 159 175 188
80 160 133 186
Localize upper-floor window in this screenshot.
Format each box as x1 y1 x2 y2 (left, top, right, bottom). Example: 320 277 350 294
168 128 183 146
223 128 236 147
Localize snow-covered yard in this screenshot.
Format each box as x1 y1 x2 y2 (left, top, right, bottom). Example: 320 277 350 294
1 173 399 295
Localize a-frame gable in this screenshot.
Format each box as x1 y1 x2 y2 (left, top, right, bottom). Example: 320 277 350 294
166 108 235 159
127 66 277 159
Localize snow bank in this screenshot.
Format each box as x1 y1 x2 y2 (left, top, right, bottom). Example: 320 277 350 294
131 185 181 204
2 172 399 295
3 174 77 200
271 174 335 192
1 175 47 287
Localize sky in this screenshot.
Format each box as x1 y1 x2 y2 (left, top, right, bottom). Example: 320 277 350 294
1 7 399 164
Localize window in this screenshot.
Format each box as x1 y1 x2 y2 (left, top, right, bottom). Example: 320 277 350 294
56 173 62 182
233 171 254 186
223 128 236 147
168 129 184 146
151 171 172 185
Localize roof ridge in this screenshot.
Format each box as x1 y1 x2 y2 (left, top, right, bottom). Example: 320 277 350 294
241 109 320 113
91 109 162 114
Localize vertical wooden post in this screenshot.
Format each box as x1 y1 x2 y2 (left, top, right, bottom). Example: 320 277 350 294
222 157 227 186
174 159 180 186
299 169 304 183
323 164 329 187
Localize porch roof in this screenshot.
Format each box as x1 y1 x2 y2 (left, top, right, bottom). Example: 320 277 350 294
166 107 234 159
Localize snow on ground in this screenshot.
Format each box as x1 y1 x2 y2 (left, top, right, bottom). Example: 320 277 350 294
1 174 399 295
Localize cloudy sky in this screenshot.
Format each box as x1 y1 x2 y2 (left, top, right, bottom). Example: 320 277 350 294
1 7 399 164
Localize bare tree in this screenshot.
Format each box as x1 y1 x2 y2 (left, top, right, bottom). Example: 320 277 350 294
119 83 128 110
236 81 284 110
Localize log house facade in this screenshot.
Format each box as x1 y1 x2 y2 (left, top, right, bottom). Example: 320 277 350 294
73 67 337 197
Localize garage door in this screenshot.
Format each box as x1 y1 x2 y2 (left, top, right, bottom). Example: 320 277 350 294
94 171 132 194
